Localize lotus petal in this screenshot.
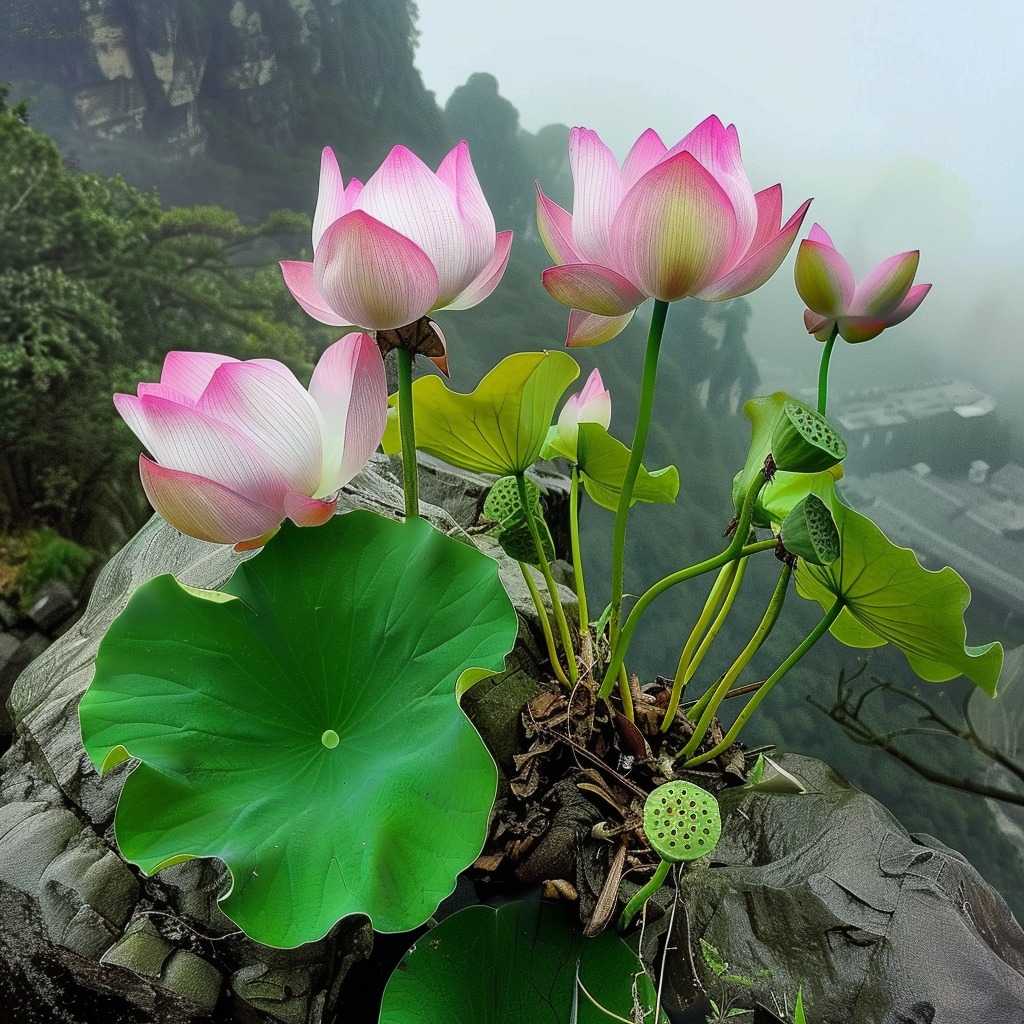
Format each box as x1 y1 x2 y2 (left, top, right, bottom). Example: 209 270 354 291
696 198 810 301
279 261 352 328
852 250 919 318
138 457 282 546
309 333 387 492
283 491 338 527
795 234 857 316
436 141 496 283
568 127 623 267
314 212 439 331
160 351 240 403
620 128 667 192
535 187 580 265
134 395 293 508
542 263 647 317
612 151 736 301
445 230 513 311
357 146 467 303
565 308 635 347
196 362 323 495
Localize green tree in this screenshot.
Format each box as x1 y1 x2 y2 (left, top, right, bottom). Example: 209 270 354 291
0 88 330 551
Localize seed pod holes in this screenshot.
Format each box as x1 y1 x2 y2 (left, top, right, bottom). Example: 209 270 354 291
643 781 722 862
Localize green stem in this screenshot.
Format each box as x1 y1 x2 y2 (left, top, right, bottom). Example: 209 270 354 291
516 473 578 686
618 859 672 931
677 563 792 760
683 599 844 767
661 561 738 733
816 324 839 416
395 348 419 520
519 562 570 688
609 299 670 650
599 471 772 699
682 557 750 723
569 467 590 635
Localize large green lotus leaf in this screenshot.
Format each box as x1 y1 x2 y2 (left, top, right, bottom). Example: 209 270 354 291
796 499 1003 695
79 513 518 948
381 350 580 474
378 900 664 1023
732 393 844 528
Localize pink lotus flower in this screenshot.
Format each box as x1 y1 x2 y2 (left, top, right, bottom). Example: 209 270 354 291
557 368 611 450
795 224 931 343
537 116 811 346
115 334 387 550
281 144 513 333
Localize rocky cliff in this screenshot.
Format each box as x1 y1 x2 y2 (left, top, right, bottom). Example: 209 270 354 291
1 0 451 213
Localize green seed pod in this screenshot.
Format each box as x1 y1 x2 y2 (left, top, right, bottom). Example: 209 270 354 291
483 475 555 566
771 402 847 474
780 493 841 566
643 781 721 863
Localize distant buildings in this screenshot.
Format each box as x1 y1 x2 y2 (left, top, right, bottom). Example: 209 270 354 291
840 462 1024 627
831 380 997 475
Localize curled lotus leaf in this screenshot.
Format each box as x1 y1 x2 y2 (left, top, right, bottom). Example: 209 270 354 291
382 350 580 474
796 496 1003 696
542 422 679 510
79 512 519 947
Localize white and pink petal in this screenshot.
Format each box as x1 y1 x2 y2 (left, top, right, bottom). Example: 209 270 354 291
444 230 513 311
436 141 496 286
280 261 353 328
564 308 635 348
309 333 388 493
139 456 283 547
356 145 467 303
568 127 624 267
612 151 736 301
542 263 647 317
196 361 324 495
314 211 439 331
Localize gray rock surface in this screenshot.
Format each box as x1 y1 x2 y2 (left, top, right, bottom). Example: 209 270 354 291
654 755 1024 1024
0 455 574 1023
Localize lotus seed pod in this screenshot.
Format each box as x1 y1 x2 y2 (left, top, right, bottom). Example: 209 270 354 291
643 781 721 862
771 401 847 474
780 493 841 566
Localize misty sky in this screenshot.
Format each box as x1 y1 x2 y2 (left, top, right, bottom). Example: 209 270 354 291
415 0 1023 401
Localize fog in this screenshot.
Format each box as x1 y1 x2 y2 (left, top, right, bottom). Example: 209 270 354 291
417 0 1023 405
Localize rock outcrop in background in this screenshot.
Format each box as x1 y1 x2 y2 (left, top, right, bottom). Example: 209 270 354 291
1 0 452 213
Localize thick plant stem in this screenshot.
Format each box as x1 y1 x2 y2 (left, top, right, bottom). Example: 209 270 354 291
816 325 839 416
516 473 578 686
676 564 792 761
599 471 772 700
683 599 844 767
519 563 570 688
609 299 670 651
396 348 419 520
619 859 671 931
681 558 749 723
662 560 739 733
570 467 590 636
